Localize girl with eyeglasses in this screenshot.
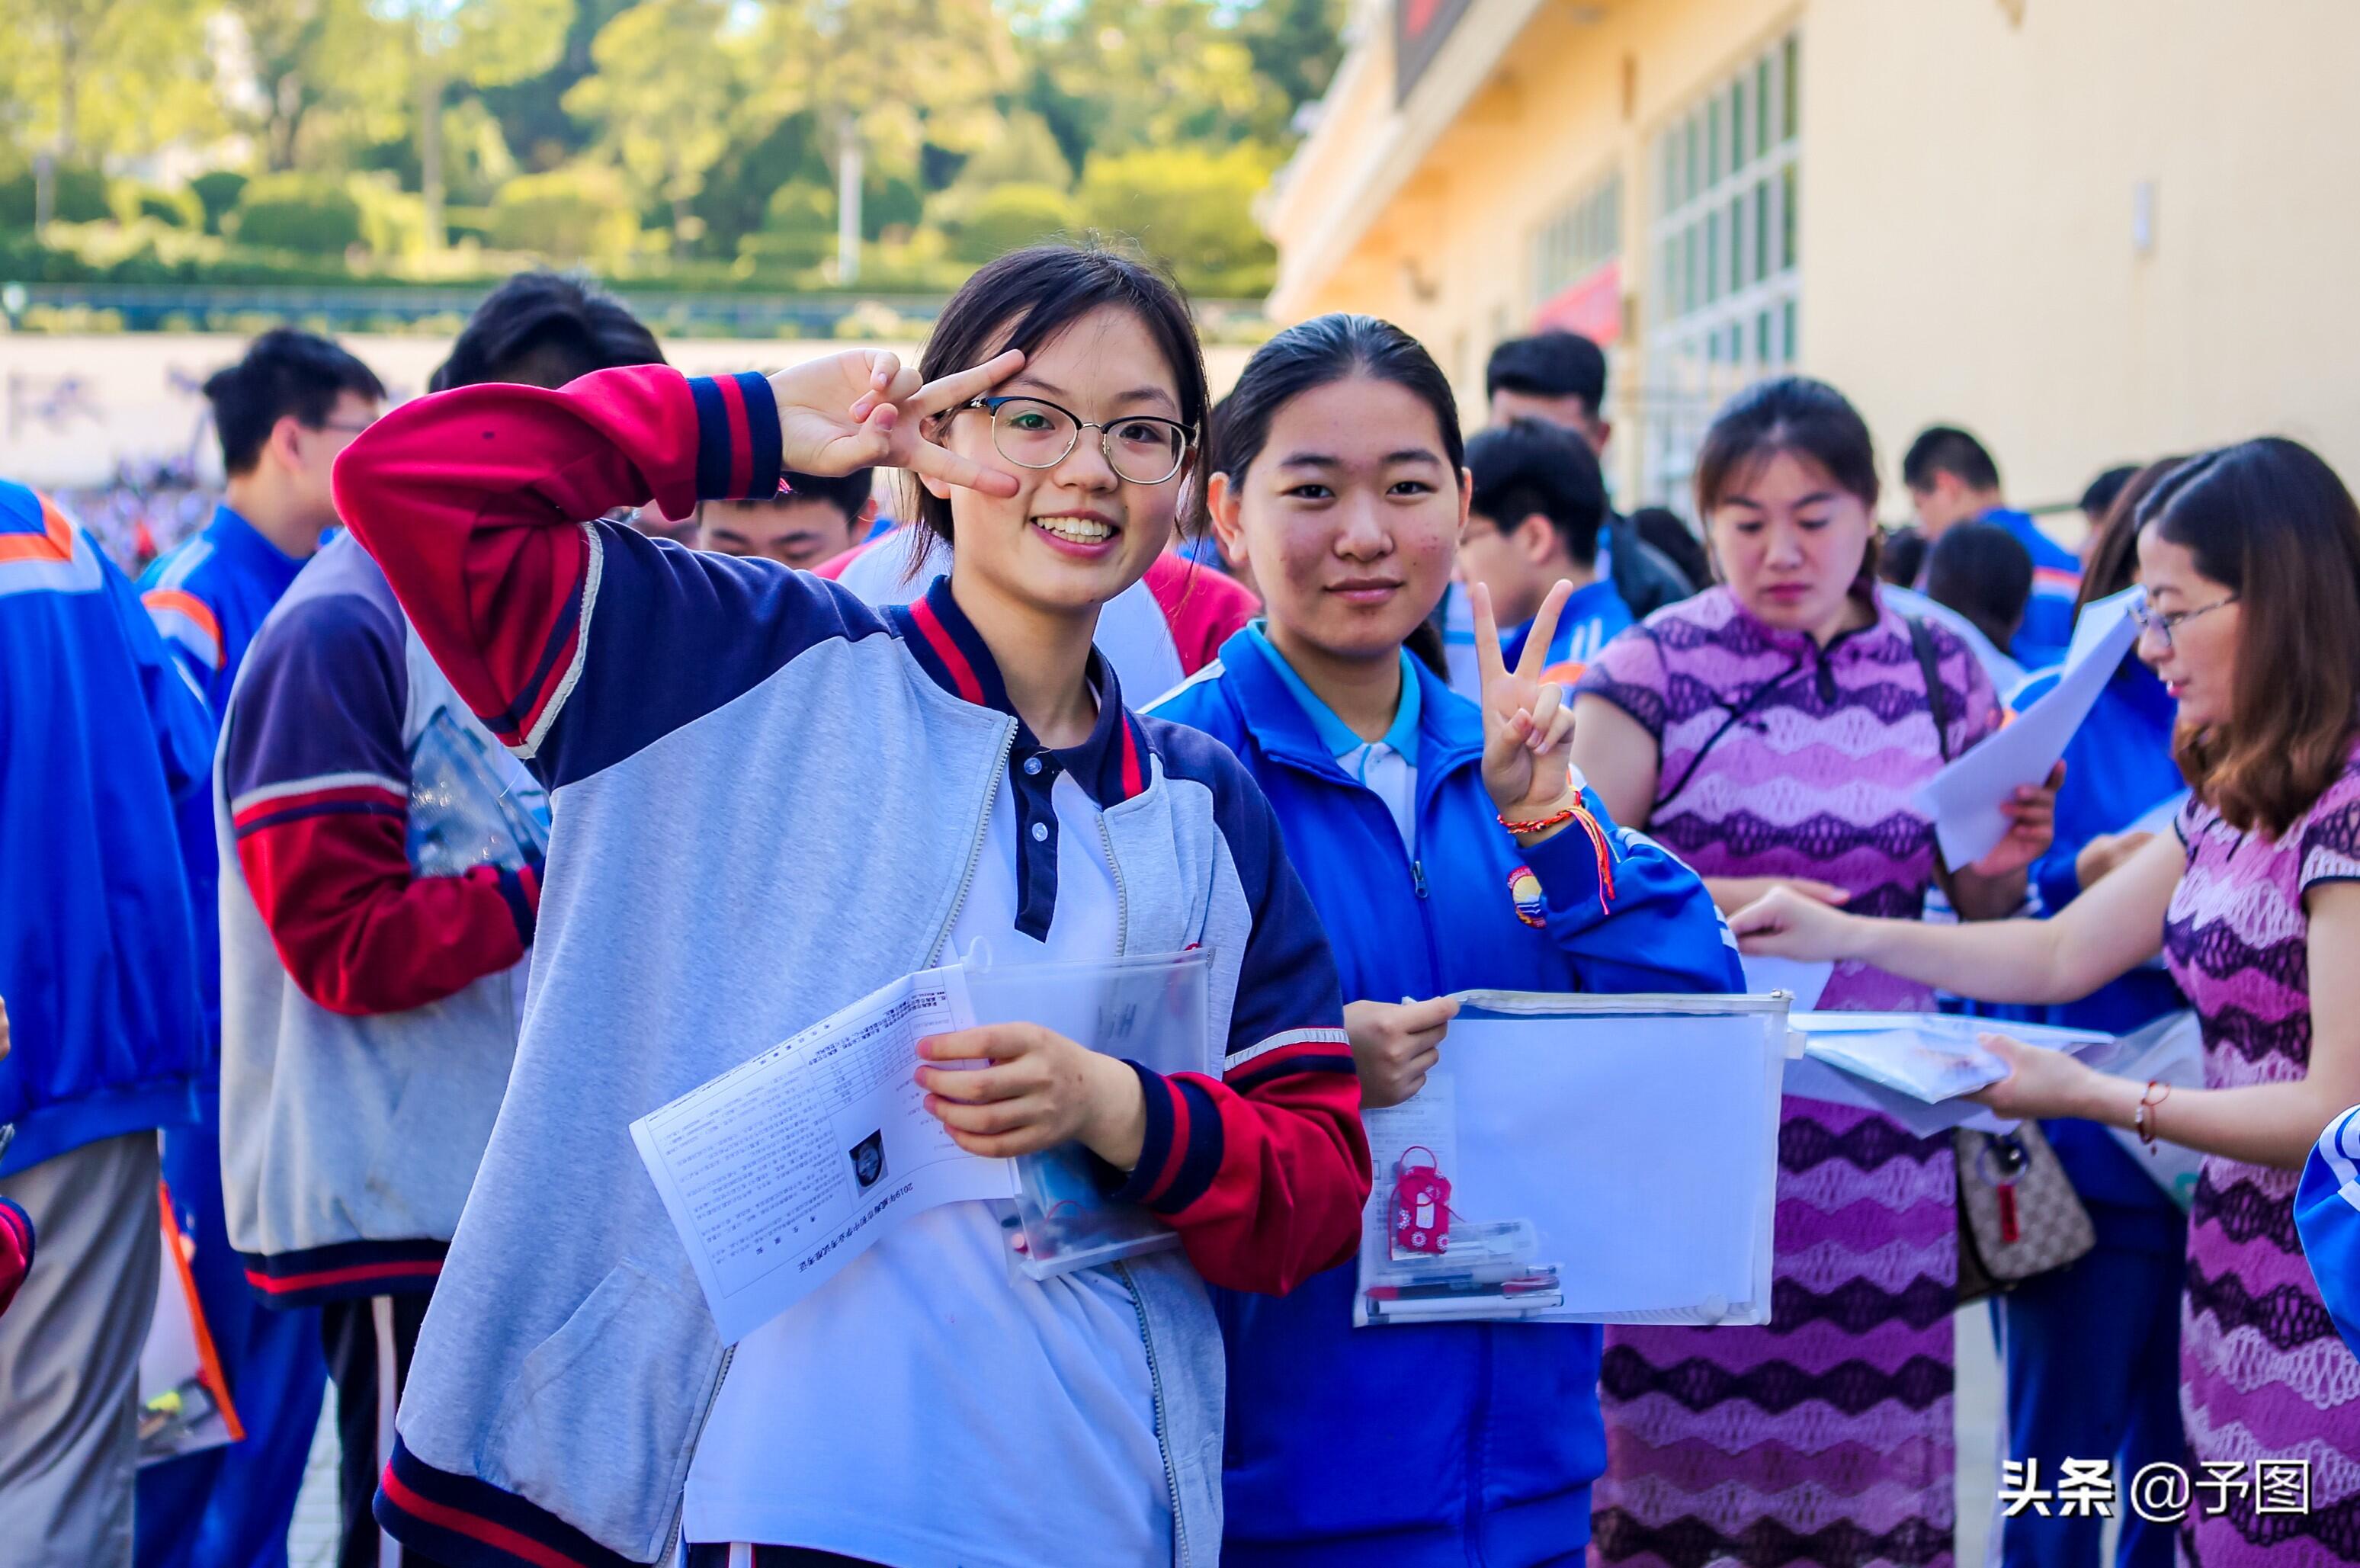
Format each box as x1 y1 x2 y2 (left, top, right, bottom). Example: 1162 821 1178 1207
1736 437 2360 1566
330 244 1370 1568
1153 314 1738 1566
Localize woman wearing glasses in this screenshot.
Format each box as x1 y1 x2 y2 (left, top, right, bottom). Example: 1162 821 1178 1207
1737 438 2360 1566
331 244 1371 1568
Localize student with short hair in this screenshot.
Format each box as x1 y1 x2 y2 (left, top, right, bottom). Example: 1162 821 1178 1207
134 327 385 1568
701 467 877 569
1903 423 2082 662
1455 417 1631 685
1737 436 2360 1566
1153 313 1738 1566
1923 519 2035 688
216 277 665 1568
337 244 1368 1568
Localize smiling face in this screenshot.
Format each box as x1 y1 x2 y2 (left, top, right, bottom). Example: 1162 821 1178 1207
924 304 1187 620
2135 526 2243 729
1213 374 1466 665
1704 447 1877 638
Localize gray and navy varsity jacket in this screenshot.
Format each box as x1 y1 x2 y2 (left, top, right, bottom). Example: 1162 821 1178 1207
330 364 1372 1568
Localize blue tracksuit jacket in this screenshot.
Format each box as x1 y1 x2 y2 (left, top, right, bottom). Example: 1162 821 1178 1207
1154 627 1741 1568
2299 1107 2360 1359
0 479 210 1175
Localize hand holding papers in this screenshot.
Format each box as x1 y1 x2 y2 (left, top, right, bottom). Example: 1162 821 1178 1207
631 951 1212 1342
1781 1012 2115 1137
1355 991 1789 1329
1917 586 2144 868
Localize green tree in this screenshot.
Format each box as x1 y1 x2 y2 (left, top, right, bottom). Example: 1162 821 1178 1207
1078 143 1277 293
371 0 573 249
221 0 404 172
0 0 218 219
562 0 739 254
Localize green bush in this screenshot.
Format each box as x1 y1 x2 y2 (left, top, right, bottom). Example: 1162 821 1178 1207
486 166 641 263
763 181 834 236
232 173 364 253
113 182 202 229
190 171 248 235
347 175 428 258
0 165 111 229
1077 145 1277 290
737 229 829 272
944 183 1078 265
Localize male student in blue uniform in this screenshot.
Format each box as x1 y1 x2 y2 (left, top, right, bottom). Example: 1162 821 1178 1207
136 329 386 1568
0 476 213 1568
1454 418 1631 686
1903 424 2082 665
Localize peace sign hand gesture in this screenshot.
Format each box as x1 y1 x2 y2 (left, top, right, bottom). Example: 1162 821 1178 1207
765 348 1029 498
1470 579 1581 825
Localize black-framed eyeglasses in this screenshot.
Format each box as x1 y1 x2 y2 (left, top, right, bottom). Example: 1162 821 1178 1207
2128 594 2237 651
962 395 1192 486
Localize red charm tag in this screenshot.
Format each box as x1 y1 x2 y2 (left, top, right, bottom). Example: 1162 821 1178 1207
1996 1182 2021 1246
1390 1146 1453 1256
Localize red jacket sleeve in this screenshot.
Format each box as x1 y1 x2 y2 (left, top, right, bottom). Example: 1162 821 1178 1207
1144 552 1259 675
224 590 537 1017
332 367 787 766
0 1196 30 1319
1111 755 1370 1295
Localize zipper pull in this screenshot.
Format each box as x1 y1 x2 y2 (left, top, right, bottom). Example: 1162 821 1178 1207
1411 859 1429 899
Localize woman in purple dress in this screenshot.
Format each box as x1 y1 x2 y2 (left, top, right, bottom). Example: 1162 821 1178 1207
1570 378 2059 1568
1739 436 2360 1564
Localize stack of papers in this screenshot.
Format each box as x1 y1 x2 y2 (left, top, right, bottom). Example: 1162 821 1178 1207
1782 1012 2114 1137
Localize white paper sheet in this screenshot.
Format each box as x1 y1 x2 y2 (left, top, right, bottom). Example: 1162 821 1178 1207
2083 1009 2207 1209
1355 1003 1787 1326
1918 586 2144 868
1741 955 1833 1011
1782 1012 2115 1137
630 966 1014 1343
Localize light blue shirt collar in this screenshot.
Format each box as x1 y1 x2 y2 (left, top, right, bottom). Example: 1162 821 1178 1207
1245 623 1421 768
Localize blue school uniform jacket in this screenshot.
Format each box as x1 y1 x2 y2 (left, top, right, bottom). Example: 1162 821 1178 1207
1980 653 2187 1243
2298 1106 2360 1359
1154 629 1741 1568
1983 507 2082 665
0 480 212 1175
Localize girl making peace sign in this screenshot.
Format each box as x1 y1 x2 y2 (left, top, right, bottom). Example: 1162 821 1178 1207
1154 314 1739 1566
331 246 1371 1568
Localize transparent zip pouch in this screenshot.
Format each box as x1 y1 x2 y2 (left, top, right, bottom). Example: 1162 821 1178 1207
1355 989 1794 1329
960 947 1213 1281
406 707 552 877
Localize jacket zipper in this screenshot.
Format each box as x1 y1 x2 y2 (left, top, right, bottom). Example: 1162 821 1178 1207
660 722 1016 1560
1098 808 1188 1566
1114 1257 1189 1566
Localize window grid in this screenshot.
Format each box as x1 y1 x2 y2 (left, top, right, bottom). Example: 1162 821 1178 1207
1643 30 1804 509
1531 169 1624 312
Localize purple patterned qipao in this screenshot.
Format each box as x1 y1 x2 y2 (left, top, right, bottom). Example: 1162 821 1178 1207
1576 587 1999 1568
2165 748 2360 1563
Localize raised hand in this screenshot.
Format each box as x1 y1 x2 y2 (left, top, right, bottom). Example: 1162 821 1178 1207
1726 884 1861 960
767 348 1028 499
1470 579 1580 822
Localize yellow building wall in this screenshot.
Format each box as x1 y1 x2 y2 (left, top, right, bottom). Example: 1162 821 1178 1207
1272 0 2360 513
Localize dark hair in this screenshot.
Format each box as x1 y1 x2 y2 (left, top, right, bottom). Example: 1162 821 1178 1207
1924 521 2033 651
2140 438 2360 838
1693 376 1883 590
1484 332 1607 417
203 329 386 475
771 469 874 521
2079 463 2139 520
906 243 1209 556
1466 418 1608 566
1631 505 1712 590
431 271 665 392
1902 425 2001 493
1879 524 1929 587
1220 313 1462 676
2076 456 2186 607
1215 312 1463 483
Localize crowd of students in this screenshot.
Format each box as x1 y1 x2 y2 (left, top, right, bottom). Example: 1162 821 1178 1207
2 242 2359 1568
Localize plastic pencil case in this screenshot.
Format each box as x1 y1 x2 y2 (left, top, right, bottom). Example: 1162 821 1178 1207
963 948 1212 1281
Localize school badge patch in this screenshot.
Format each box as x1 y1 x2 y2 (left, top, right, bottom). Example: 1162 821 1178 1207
1509 865 1545 928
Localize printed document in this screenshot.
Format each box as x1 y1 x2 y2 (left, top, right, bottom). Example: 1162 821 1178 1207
1918 585 2143 867
630 967 1014 1342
